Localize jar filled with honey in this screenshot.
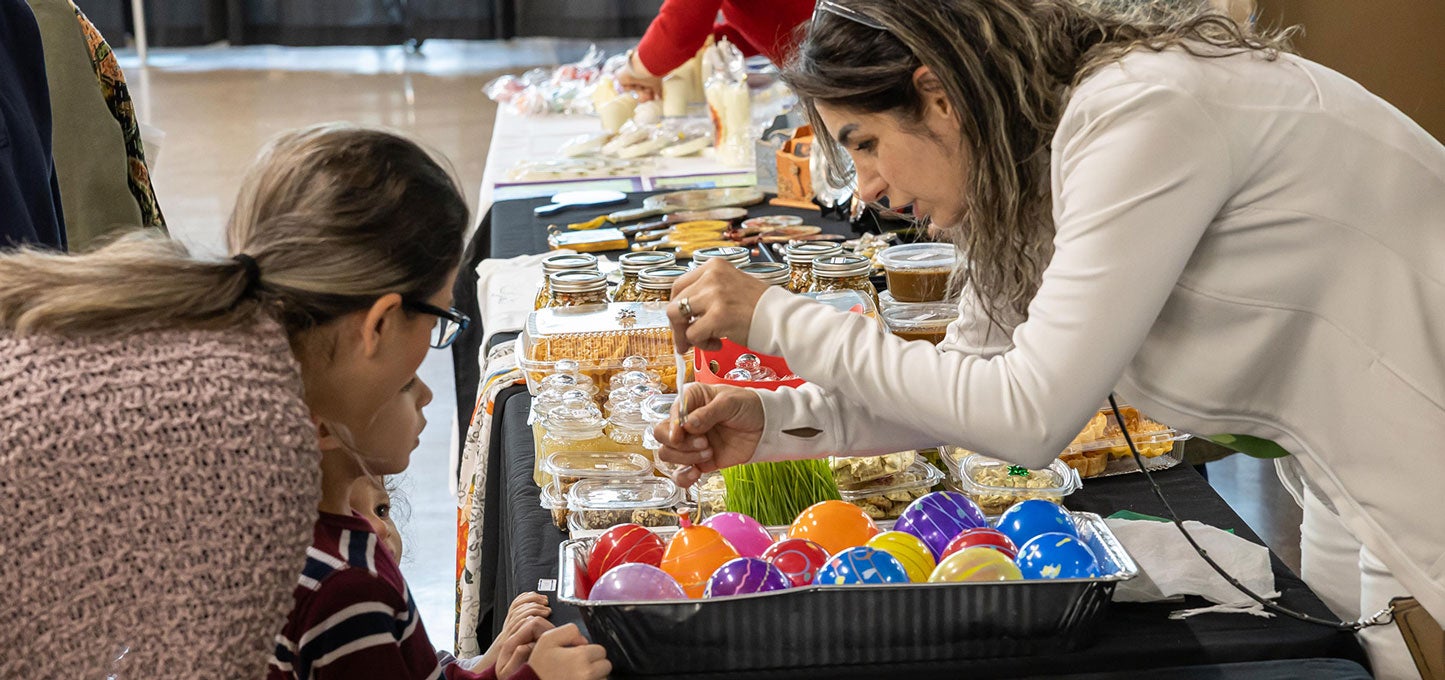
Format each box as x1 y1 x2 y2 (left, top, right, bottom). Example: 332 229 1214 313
614 252 676 302
784 242 843 293
546 271 609 308
810 255 878 307
637 266 689 303
534 253 600 309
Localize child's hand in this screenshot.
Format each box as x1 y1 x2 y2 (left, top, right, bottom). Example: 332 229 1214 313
479 593 554 670
494 616 552 679
524 624 611 680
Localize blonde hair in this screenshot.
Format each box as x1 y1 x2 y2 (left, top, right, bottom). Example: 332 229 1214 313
0 123 468 337
784 0 1293 326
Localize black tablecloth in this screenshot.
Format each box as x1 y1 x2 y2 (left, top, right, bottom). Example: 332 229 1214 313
455 193 1364 678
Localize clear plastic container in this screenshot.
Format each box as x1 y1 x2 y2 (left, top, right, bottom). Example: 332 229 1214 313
692 472 727 520
947 452 1081 516
604 386 661 446
882 301 958 345
540 480 570 530
566 477 683 532
801 289 881 323
837 459 944 520
535 397 614 486
521 302 693 394
639 393 677 451
829 450 918 487
544 451 653 490
876 243 958 303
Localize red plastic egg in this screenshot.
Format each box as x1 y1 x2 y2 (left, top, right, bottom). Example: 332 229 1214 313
941 527 1018 561
761 538 831 587
587 523 665 585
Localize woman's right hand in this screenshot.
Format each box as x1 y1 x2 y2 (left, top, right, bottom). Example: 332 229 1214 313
616 50 662 102
652 383 765 487
524 624 611 680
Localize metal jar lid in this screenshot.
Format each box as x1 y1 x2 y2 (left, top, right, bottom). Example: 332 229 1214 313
690 245 750 268
542 253 600 276
812 255 874 279
638 265 689 291
739 262 791 286
619 251 677 275
784 242 843 265
549 270 608 294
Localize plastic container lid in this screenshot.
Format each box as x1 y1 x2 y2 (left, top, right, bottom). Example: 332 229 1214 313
540 397 607 438
876 243 959 271
949 452 1081 515
522 302 680 376
540 480 567 509
539 371 600 396
829 450 918 487
801 289 880 319
640 393 677 425
836 459 944 498
543 451 653 481
566 477 684 532
882 302 959 331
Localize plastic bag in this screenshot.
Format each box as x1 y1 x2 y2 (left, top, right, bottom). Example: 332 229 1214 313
483 44 609 116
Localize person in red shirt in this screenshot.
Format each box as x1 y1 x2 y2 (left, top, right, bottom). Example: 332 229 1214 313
617 0 814 100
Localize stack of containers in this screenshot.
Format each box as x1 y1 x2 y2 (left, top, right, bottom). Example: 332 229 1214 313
940 447 1082 516
876 243 962 345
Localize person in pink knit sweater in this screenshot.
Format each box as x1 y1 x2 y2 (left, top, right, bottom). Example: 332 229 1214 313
271 373 610 680
0 124 467 677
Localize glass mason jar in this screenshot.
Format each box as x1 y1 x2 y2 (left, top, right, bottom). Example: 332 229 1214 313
785 242 843 293
739 262 791 287
534 253 600 310
546 270 609 308
689 245 750 269
637 265 689 303
613 252 677 302
810 255 878 307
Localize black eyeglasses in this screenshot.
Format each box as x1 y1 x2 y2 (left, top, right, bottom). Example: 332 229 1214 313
813 0 888 32
402 300 471 349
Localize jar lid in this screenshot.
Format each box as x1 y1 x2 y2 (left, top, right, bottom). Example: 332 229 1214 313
784 242 842 264
690 246 750 267
549 270 608 294
566 476 683 512
882 302 960 331
640 393 678 425
539 371 599 396
638 265 689 291
542 253 600 275
619 251 677 275
812 255 873 279
541 396 606 436
876 243 959 271
739 262 790 286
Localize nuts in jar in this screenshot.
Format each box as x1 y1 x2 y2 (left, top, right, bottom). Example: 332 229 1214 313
547 271 609 308
535 253 600 310
810 255 879 308
637 266 689 303
614 252 677 302
785 242 843 293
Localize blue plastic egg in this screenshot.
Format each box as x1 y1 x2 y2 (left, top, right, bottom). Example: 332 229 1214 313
996 499 1078 548
812 546 911 586
894 491 988 559
1015 532 1102 580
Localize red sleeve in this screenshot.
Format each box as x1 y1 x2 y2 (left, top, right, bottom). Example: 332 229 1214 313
711 23 762 57
635 0 725 75
503 664 540 680
444 661 497 680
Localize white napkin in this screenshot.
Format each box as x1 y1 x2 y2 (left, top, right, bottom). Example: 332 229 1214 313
1106 518 1280 619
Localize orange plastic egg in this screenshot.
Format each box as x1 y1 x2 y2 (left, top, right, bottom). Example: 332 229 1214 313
660 525 739 598
787 500 881 556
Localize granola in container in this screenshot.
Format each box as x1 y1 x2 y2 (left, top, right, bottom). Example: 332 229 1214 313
836 459 944 520
566 477 683 532
947 451 1081 515
829 450 917 487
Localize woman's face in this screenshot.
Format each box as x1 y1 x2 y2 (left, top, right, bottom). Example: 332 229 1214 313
815 91 970 232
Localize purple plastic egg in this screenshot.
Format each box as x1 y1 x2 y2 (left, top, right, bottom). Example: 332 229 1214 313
588 563 688 601
701 512 774 558
704 557 792 597
894 491 988 559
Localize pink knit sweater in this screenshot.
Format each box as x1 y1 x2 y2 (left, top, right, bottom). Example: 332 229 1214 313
0 317 321 677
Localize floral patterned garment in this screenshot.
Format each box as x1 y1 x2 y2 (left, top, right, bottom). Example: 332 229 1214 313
71 2 165 229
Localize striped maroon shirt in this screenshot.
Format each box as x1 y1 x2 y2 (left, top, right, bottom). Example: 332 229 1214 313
268 513 534 680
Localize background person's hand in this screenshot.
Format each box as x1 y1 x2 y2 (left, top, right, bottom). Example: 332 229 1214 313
494 616 553 679
478 592 553 671
617 50 662 101
653 383 765 487
525 624 612 680
666 259 769 353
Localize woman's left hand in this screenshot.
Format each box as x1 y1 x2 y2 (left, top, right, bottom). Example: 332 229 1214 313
666 259 770 353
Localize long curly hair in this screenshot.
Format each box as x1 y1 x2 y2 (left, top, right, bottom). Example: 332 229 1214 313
783 0 1294 326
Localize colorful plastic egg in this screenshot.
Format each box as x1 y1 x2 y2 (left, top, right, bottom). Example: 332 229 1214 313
813 546 911 586
941 527 1018 561
929 546 1024 582
660 525 740 598
1016 532 1101 580
761 538 831 587
866 531 936 583
704 557 792 597
894 491 988 559
788 500 881 555
587 523 665 585
700 512 774 558
996 499 1078 548
588 563 688 601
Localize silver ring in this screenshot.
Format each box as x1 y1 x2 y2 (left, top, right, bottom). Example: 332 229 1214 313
677 296 694 319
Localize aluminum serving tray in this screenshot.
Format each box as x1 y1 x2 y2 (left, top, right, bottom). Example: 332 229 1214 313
558 512 1137 675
